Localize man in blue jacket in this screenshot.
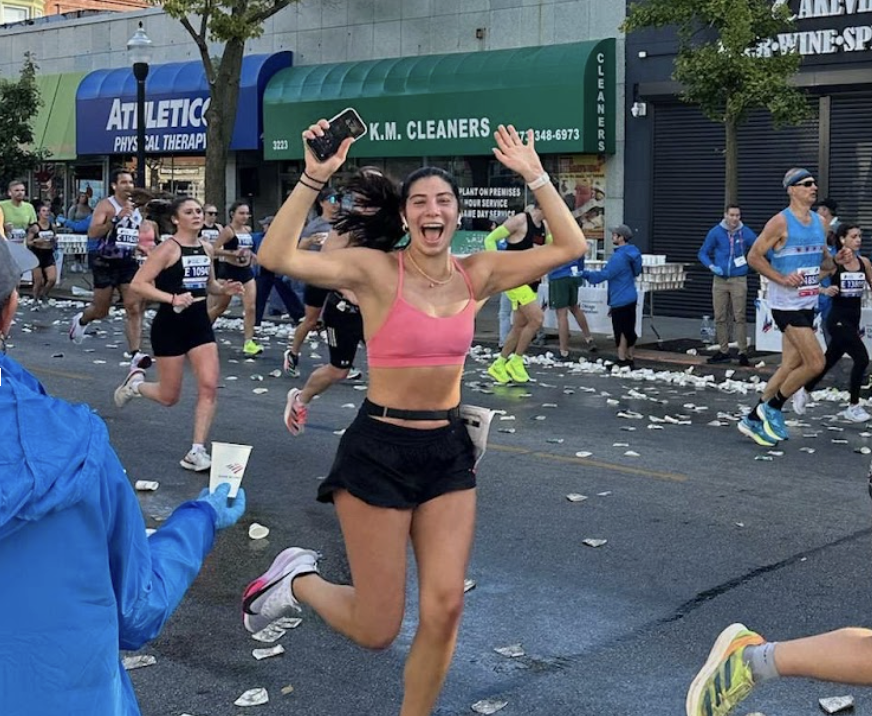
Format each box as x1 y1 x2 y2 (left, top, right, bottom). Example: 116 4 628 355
0 240 246 716
581 224 643 368
698 205 758 366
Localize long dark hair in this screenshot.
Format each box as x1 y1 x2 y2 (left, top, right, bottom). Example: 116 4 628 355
400 166 461 206
331 170 405 252
835 222 861 247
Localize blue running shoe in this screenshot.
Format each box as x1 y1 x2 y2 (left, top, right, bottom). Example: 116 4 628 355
756 402 789 441
737 415 777 446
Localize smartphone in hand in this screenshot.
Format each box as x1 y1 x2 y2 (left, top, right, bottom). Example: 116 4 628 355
306 108 367 161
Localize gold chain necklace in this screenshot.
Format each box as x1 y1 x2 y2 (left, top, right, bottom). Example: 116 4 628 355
405 250 454 288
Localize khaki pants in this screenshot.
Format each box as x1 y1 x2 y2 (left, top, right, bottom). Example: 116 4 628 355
712 275 748 353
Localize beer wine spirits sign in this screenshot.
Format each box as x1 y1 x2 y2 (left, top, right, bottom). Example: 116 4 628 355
755 0 872 55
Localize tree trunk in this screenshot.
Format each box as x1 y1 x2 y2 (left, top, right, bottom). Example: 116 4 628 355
724 113 739 208
204 39 245 216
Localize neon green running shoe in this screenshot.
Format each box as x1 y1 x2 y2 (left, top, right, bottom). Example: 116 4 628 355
686 623 764 716
243 339 264 357
505 354 530 383
487 356 510 384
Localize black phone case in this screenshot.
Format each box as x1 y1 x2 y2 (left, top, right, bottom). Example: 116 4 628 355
306 110 365 161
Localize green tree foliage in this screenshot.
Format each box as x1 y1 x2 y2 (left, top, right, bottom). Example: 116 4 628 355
623 0 809 205
0 53 48 190
159 0 299 212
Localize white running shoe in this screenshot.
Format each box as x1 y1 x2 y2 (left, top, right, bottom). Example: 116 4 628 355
69 311 86 344
114 369 145 408
843 404 871 423
792 387 808 415
242 547 320 634
180 448 212 472
284 388 308 436
345 366 362 381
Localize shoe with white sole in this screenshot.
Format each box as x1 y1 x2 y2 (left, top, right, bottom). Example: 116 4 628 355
114 369 145 408
69 311 86 344
284 388 308 436
843 404 871 423
242 547 320 634
180 448 212 472
792 387 808 415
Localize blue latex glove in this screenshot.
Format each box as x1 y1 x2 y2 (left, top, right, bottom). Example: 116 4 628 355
56 216 66 227
197 483 246 529
710 265 724 277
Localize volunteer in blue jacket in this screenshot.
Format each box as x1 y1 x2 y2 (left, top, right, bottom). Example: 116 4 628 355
581 224 643 368
698 204 758 366
548 256 596 358
0 239 246 716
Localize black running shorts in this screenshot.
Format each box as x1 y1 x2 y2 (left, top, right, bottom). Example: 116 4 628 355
303 284 330 309
317 408 477 509
218 263 254 284
323 291 363 369
150 302 215 357
771 308 815 332
32 247 56 271
92 255 138 289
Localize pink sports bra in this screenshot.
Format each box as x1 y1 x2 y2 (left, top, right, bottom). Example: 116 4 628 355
367 252 476 368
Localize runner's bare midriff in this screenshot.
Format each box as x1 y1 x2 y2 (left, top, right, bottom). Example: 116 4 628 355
367 365 464 429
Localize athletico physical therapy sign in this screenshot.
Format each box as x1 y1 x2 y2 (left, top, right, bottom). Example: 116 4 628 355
76 53 291 156
754 0 872 56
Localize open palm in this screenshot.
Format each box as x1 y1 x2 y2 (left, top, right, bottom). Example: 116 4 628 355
492 124 545 184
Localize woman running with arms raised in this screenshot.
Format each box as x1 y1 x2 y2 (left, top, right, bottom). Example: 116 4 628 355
243 122 586 716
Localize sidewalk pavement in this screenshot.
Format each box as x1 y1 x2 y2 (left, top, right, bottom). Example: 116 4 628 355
49 269 778 378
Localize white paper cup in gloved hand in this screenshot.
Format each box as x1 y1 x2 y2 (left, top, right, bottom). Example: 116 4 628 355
210 442 253 498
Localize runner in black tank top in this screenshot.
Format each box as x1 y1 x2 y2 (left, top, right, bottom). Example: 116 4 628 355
208 201 263 356
800 223 872 422
114 197 244 472
485 205 547 383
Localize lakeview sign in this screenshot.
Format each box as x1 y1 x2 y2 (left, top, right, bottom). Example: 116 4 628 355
755 0 872 55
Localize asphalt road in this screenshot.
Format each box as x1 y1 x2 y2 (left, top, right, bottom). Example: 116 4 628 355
8 298 872 716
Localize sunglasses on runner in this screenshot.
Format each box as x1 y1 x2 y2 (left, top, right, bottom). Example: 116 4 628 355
795 179 817 187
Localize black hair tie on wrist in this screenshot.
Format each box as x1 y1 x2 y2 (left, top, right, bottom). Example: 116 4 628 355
303 171 327 187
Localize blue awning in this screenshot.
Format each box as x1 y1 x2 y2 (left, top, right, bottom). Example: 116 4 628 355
76 51 292 155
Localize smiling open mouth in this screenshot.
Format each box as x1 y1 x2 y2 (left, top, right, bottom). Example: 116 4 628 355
422 224 444 242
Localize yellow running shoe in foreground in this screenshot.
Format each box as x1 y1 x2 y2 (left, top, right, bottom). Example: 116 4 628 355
487 356 510 384
243 339 264 356
505 354 530 383
686 623 764 716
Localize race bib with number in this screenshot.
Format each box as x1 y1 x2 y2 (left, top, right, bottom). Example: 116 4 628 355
236 233 253 248
797 266 820 298
182 254 211 292
733 255 747 268
840 271 865 298
9 229 26 242
38 230 54 242
200 228 220 243
115 226 139 250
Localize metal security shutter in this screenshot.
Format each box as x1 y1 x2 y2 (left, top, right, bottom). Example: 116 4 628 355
829 94 872 237
650 101 819 318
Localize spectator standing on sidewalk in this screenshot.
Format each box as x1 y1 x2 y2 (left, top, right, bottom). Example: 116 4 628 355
548 255 596 358
0 238 247 715
580 224 642 368
698 205 758 366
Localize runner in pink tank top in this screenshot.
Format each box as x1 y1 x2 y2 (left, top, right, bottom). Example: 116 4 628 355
243 120 587 716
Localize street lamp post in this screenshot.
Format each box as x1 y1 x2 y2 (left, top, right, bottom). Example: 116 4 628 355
127 23 153 188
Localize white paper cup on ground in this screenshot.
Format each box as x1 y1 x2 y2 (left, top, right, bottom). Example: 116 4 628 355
210 442 252 498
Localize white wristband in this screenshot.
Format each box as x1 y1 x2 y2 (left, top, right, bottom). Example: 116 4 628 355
526 172 550 191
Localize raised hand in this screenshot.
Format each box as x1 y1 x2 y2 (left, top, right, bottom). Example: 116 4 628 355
303 120 354 183
491 125 545 184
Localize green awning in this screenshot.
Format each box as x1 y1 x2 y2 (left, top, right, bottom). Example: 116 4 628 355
263 39 615 160
31 72 85 161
